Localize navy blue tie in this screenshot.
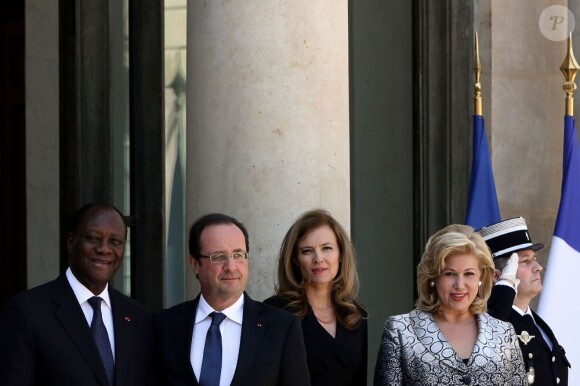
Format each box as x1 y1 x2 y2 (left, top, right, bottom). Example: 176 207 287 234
88 296 115 386
199 312 227 386
523 314 548 347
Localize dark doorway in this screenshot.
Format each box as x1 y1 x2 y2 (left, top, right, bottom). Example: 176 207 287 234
0 1 26 309
59 0 165 310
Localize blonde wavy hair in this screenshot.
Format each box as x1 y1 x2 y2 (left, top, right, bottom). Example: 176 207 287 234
415 224 495 315
275 209 365 330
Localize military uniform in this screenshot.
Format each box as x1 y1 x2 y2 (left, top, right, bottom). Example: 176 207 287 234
488 285 570 385
478 217 572 385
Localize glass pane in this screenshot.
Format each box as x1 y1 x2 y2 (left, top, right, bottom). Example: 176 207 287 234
164 0 187 307
164 0 188 307
110 0 131 296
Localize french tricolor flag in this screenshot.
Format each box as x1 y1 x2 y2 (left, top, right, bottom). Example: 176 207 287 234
539 114 579 383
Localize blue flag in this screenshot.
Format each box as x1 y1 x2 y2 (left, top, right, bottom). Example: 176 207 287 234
465 115 501 230
538 115 580 384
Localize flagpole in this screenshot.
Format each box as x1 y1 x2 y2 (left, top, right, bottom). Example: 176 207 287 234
474 32 482 116
466 32 501 229
561 33 579 116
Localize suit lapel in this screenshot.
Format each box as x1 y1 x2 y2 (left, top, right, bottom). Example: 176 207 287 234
301 308 348 366
230 294 267 386
470 313 493 368
110 288 138 386
513 311 547 351
530 311 553 351
411 310 466 372
52 276 109 386
176 297 200 384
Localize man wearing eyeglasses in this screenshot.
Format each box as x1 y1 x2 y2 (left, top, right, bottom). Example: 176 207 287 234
154 213 311 386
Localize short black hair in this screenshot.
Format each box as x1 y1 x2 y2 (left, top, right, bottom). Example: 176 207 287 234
493 255 510 271
188 213 249 259
68 202 127 239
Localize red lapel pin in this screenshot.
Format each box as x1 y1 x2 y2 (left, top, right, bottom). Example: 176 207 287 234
124 316 131 322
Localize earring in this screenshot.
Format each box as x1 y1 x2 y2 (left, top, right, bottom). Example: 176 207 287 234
430 281 435 287
478 281 482 287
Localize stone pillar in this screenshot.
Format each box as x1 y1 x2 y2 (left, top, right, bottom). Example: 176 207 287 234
186 1 349 300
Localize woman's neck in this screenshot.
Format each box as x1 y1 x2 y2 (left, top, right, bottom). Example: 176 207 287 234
435 309 474 324
306 284 337 337
305 284 332 309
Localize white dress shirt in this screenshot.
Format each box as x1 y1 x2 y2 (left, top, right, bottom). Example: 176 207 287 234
66 267 116 359
191 294 244 386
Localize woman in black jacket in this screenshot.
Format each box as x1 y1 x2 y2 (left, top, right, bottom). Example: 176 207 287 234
265 209 367 386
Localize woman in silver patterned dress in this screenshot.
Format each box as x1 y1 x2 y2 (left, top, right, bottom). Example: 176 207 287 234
374 224 528 385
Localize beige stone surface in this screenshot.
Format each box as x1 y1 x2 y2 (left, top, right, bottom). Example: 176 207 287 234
185 1 350 300
485 0 570 306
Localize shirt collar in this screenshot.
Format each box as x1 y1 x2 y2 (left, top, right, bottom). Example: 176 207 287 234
512 304 533 318
195 293 244 326
65 267 112 309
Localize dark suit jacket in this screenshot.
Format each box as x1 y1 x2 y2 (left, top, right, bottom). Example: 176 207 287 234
0 275 155 386
488 284 570 385
264 295 368 386
153 292 311 386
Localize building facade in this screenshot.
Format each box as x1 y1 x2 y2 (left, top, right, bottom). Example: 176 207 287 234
1 0 575 379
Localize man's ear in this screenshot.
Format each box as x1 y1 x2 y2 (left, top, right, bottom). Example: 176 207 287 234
189 255 200 275
493 268 502 283
66 233 75 254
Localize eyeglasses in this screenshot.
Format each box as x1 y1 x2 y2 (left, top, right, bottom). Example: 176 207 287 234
199 252 249 263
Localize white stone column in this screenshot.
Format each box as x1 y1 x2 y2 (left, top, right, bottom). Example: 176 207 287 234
186 1 350 300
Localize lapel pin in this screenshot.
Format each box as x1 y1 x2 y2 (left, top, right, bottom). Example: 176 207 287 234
124 316 131 322
257 323 263 327
517 330 535 345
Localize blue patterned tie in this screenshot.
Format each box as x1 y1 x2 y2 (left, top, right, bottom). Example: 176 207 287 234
199 312 227 386
88 296 115 386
